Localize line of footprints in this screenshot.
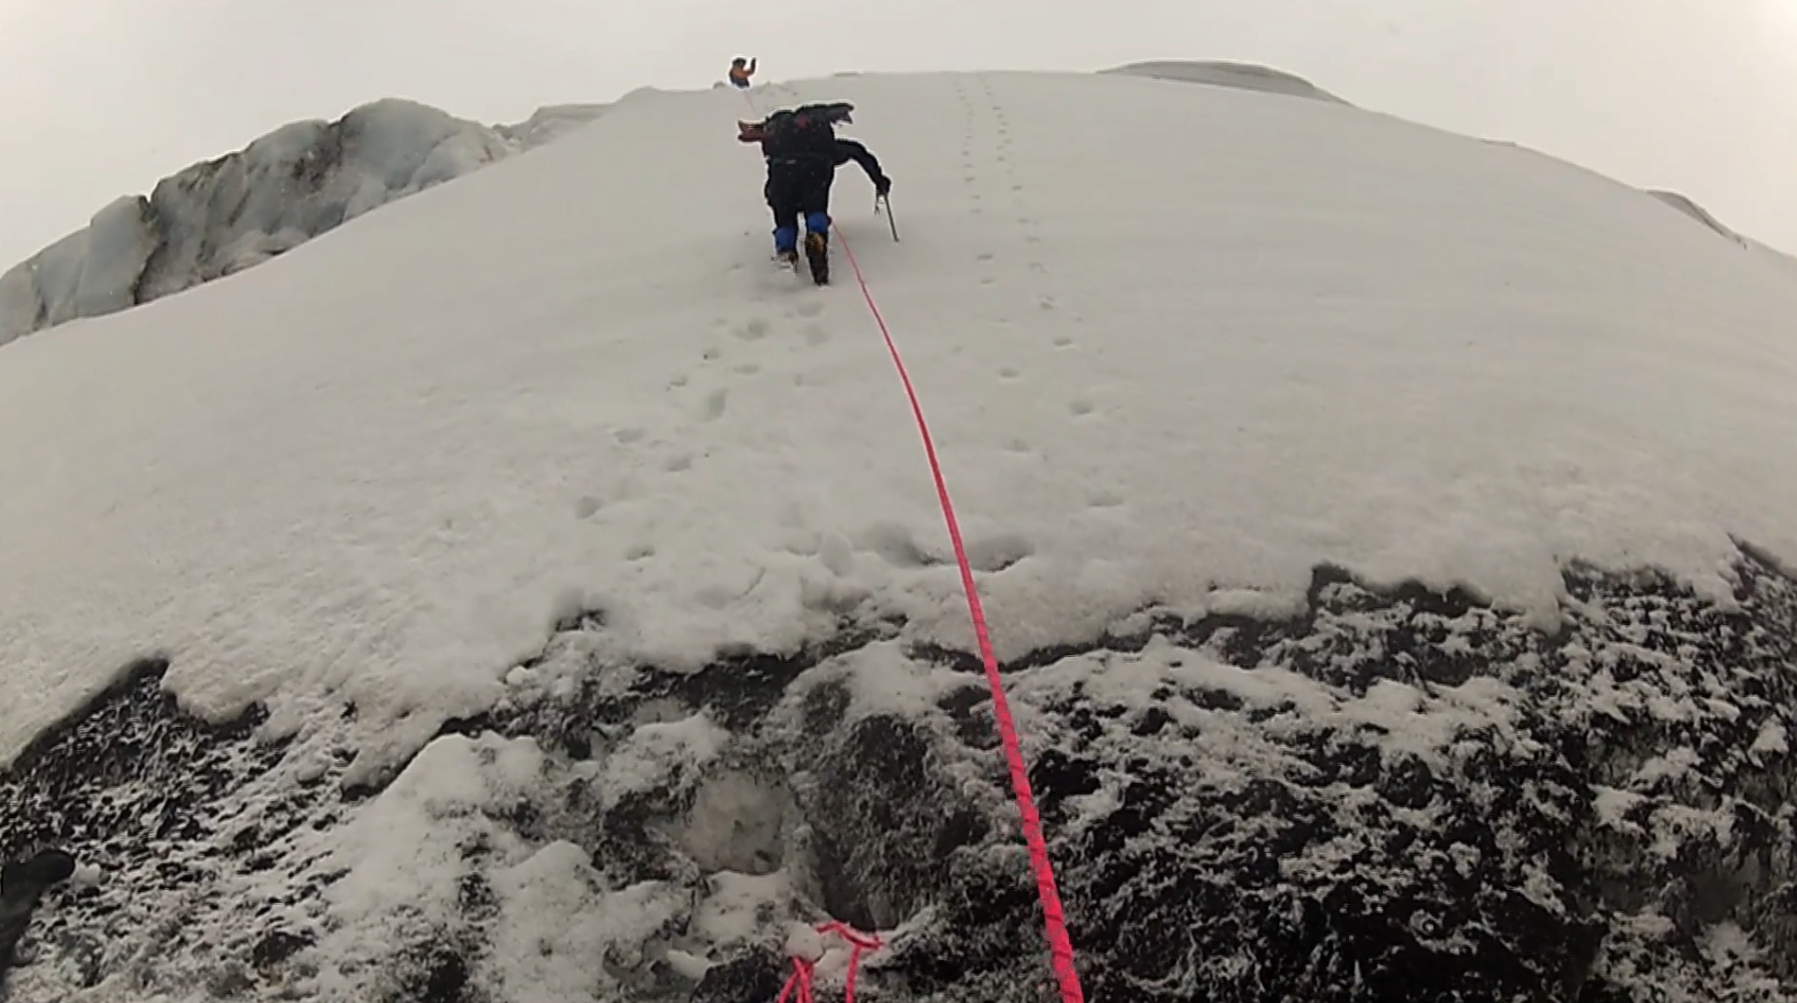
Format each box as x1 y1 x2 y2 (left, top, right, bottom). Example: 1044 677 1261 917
956 73 1089 419
579 78 1113 537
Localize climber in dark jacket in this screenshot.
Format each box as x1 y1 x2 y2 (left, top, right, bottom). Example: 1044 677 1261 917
739 105 891 268
760 138 890 256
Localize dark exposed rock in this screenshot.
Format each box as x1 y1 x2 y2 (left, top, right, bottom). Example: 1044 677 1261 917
0 848 77 988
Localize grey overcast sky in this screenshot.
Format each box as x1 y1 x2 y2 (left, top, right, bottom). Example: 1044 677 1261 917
2 0 1794 265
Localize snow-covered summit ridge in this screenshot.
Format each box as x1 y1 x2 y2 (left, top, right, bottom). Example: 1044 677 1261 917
0 97 607 347
1114 60 1792 260
1102 59 1352 104
1640 187 1797 265
0 67 1791 779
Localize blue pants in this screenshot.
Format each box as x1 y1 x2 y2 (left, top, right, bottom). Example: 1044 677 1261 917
773 211 831 253
767 158 834 253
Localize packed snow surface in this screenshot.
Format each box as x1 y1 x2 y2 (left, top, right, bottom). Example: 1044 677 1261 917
1 68 1794 790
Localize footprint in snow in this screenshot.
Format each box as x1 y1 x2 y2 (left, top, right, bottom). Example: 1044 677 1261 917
965 532 1036 573
574 496 602 519
856 522 1033 574
701 389 728 422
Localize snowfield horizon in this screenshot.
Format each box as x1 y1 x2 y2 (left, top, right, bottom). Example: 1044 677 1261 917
1 64 1794 1003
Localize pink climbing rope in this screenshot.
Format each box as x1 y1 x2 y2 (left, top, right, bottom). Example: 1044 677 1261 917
835 232 1087 1003
778 922 883 1003
733 75 1084 1002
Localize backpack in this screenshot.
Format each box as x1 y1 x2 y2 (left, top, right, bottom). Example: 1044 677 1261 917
759 102 854 160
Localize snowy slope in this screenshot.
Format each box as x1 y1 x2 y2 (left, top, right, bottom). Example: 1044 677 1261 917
0 98 607 346
0 69 1794 1003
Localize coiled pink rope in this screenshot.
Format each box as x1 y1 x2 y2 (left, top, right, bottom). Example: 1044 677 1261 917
777 922 883 1003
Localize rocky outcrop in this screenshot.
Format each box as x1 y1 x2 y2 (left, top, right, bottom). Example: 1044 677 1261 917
0 546 1791 1002
0 97 606 348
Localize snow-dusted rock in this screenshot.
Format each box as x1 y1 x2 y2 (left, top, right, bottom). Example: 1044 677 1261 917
0 97 607 347
2 553 1793 1001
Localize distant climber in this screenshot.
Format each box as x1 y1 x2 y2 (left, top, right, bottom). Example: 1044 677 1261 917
738 102 892 284
728 57 757 89
0 849 76 985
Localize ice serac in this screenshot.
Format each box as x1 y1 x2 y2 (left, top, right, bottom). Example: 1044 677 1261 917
0 196 157 345
1102 59 1352 104
0 97 607 347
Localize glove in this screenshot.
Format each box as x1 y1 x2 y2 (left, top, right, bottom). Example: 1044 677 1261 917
875 175 892 197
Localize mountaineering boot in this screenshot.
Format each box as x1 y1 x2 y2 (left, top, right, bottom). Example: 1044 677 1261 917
804 232 829 285
773 225 800 271
803 211 831 285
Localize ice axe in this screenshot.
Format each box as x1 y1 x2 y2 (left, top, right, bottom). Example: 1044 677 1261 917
875 193 899 242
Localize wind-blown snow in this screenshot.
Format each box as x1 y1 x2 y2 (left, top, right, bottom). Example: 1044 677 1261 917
0 98 607 347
